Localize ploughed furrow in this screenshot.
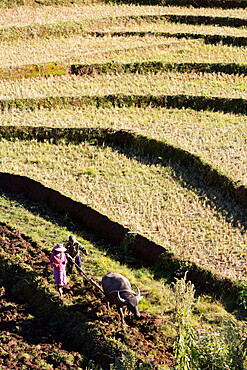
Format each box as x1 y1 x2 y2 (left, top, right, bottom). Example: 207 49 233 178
132 14 247 27
0 290 85 369
0 221 174 368
1 3 246 30
1 61 247 80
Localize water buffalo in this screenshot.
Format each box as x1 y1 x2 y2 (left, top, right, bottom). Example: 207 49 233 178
102 272 143 325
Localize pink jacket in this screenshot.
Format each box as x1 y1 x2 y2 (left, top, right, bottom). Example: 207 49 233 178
50 252 67 272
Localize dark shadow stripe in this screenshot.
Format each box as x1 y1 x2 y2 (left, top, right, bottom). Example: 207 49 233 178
0 172 244 314
109 0 247 9
2 61 247 80
87 31 247 47
132 14 247 28
2 0 247 9
0 94 246 115
70 61 247 76
0 125 246 210
1 23 247 47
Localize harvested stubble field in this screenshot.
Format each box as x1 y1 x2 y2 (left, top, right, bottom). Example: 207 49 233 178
0 0 247 368
1 106 246 187
1 73 247 100
2 19 247 38
2 36 247 67
1 4 247 29
0 71 247 97
1 138 247 282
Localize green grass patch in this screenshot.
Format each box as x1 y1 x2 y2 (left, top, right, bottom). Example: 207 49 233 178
1 61 247 80
0 189 246 367
0 139 246 282
0 62 67 80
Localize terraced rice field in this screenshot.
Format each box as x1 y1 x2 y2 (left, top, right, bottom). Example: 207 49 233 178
1 0 246 291
0 0 247 368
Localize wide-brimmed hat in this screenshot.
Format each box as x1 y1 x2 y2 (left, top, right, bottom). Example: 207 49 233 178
53 243 66 252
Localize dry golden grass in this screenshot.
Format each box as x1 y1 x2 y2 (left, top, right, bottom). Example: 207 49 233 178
1 0 246 291
0 72 246 100
1 106 246 187
0 138 246 282
1 35 246 67
1 4 246 29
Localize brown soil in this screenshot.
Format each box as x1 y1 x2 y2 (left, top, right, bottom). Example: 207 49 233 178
0 292 84 369
0 222 174 369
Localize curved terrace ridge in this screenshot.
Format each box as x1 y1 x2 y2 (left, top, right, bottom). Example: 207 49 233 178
0 14 246 41
120 14 247 27
1 0 247 9
1 61 247 80
0 94 246 115
111 0 247 9
1 26 247 47
0 125 246 210
86 31 247 47
0 172 243 312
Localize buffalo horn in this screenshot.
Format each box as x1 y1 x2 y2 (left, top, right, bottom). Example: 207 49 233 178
135 285 143 301
117 290 127 304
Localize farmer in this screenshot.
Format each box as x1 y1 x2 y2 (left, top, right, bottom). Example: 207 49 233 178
50 243 67 297
65 235 89 274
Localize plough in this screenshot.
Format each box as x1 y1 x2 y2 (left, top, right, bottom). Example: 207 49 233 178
66 254 104 294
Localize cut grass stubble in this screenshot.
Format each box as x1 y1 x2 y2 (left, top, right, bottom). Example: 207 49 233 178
1 33 247 68
0 139 246 282
1 4 247 29
1 107 246 187
1 72 247 100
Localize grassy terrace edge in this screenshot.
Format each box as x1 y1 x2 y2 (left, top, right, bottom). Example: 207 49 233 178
1 24 247 47
110 0 247 8
0 172 245 316
0 93 246 115
1 0 247 9
0 124 247 218
1 61 247 80
1 15 247 42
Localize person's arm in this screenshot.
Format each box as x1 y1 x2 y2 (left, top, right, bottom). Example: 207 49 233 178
50 254 59 268
78 242 89 256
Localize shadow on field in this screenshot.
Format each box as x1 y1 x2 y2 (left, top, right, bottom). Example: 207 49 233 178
104 141 247 233
104 0 247 9
0 224 115 368
0 189 246 322
0 221 175 368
